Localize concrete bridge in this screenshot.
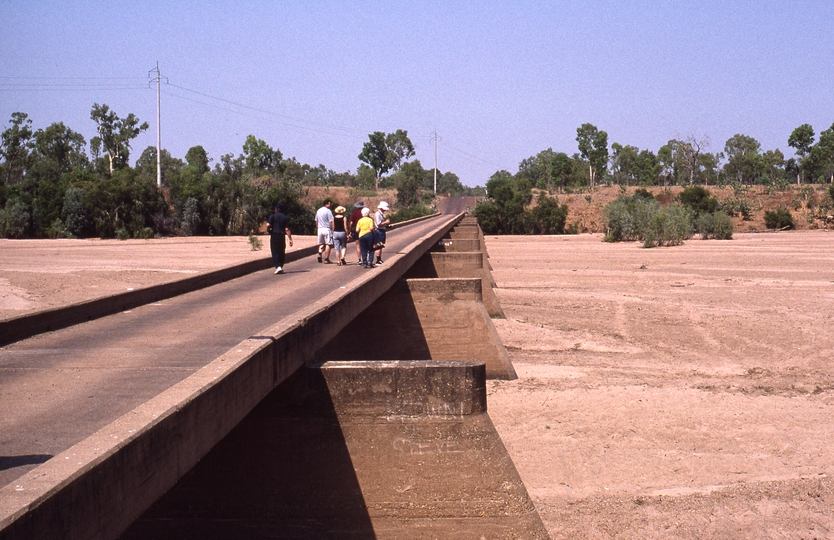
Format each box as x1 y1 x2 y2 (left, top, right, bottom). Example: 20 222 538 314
0 206 548 539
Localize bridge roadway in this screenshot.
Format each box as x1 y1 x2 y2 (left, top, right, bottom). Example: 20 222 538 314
0 213 460 490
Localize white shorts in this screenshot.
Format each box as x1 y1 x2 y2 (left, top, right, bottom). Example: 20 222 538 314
317 227 333 246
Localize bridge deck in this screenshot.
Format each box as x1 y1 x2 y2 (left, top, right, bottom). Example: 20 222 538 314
0 214 458 489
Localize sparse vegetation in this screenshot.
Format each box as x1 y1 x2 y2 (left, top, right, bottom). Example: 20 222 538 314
764 207 794 230
248 234 263 250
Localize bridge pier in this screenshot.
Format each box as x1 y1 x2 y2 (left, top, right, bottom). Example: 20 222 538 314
120 360 547 539
315 278 516 380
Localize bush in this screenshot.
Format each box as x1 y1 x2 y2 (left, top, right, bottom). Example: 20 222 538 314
642 203 692 247
695 212 713 238
722 197 752 220
603 195 662 242
764 207 794 229
828 183 834 204
679 185 718 218
528 192 568 234
46 218 74 239
0 200 31 239
712 211 734 240
697 211 733 239
390 204 433 223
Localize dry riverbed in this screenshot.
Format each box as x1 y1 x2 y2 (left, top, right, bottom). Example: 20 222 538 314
486 231 834 539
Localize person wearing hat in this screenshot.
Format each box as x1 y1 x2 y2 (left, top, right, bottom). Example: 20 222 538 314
348 200 365 265
266 203 293 274
356 206 377 268
372 201 391 266
332 205 349 266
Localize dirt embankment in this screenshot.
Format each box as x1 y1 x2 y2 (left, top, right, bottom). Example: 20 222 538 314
554 184 834 234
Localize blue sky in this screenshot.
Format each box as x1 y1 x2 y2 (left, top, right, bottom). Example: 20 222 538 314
2 1 833 186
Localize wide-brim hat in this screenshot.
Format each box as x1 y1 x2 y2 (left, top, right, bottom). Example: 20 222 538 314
378 201 389 211
354 200 365 208
335 206 346 214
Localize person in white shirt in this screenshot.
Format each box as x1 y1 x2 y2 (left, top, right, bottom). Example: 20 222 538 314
315 200 335 264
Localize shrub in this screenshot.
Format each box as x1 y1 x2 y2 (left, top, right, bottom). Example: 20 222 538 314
62 186 89 236
695 212 713 238
0 200 31 239
528 192 568 234
828 183 834 204
248 234 263 250
133 227 155 239
642 203 692 248
603 194 662 242
764 207 794 229
722 197 752 220
697 211 733 239
390 204 433 223
712 211 734 240
46 218 74 239
679 185 718 218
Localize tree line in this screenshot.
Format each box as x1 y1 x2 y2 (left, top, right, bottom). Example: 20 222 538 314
509 122 834 192
0 107 479 239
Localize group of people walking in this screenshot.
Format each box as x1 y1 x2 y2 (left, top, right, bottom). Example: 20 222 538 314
266 199 390 274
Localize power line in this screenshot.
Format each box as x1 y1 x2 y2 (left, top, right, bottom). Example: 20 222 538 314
166 82 365 137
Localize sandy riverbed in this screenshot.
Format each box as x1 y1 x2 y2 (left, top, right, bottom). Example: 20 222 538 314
486 231 834 539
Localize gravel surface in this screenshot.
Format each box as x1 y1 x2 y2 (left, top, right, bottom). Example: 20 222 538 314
486 231 834 539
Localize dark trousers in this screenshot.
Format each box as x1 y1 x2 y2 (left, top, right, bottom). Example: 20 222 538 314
270 234 286 268
359 233 374 265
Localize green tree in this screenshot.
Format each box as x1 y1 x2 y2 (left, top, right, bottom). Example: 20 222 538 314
1 112 34 185
89 103 149 175
30 122 88 177
761 149 785 183
576 123 608 188
385 129 415 170
788 124 815 184
610 143 639 185
550 152 574 191
185 145 211 174
242 135 282 174
394 160 425 208
723 134 764 184
135 146 183 187
810 123 834 184
358 130 415 189
358 131 389 189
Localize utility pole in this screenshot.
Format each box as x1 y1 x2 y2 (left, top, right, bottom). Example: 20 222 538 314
148 63 166 188
430 130 440 194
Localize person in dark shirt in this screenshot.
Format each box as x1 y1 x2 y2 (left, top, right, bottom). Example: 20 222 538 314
348 200 365 265
266 203 293 274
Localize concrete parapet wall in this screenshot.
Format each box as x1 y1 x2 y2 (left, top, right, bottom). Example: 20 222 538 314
0 214 464 540
0 248 319 346
0 214 437 347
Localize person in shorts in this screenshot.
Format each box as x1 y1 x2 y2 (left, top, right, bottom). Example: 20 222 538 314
315 199 334 264
372 201 390 265
332 205 348 266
